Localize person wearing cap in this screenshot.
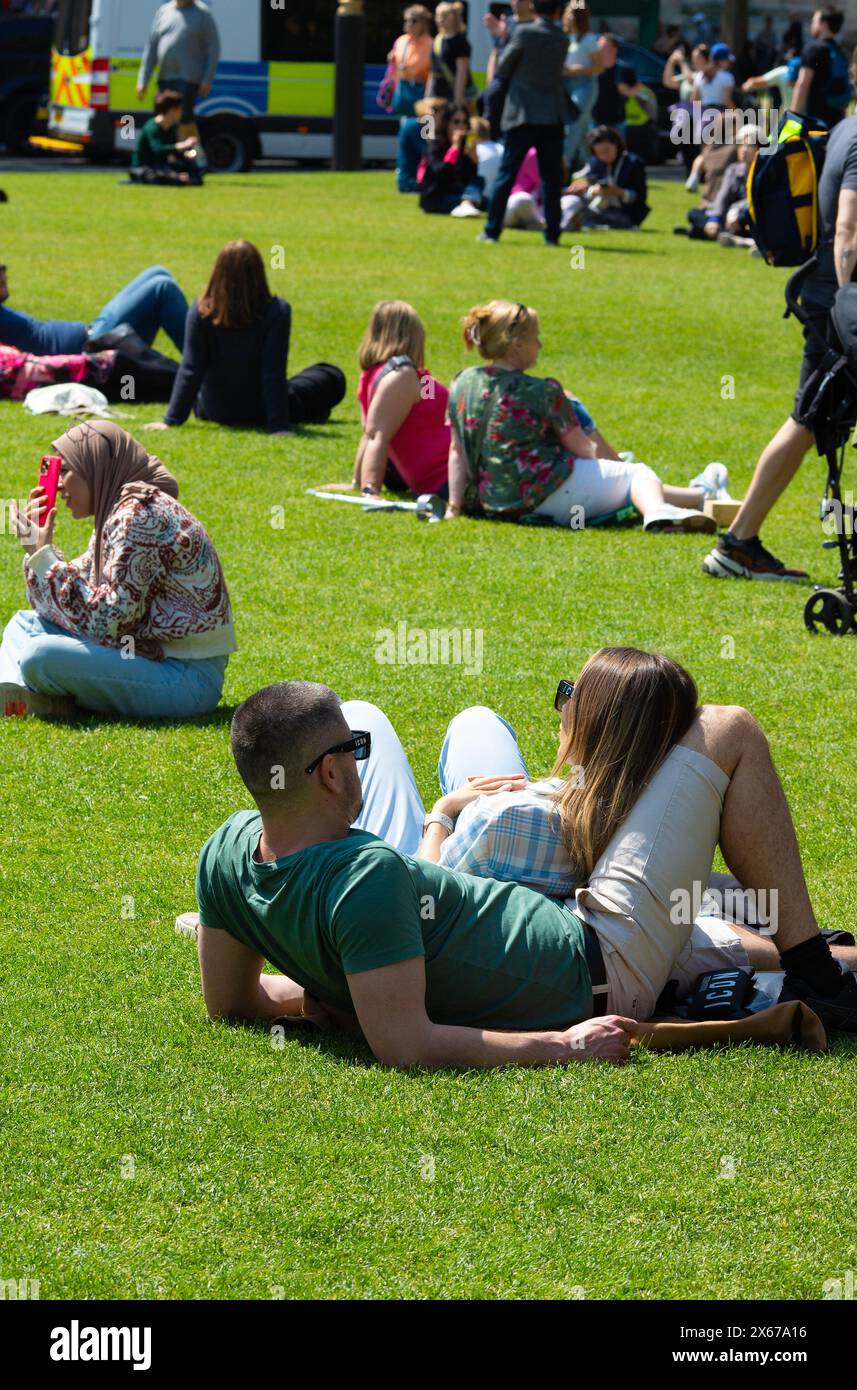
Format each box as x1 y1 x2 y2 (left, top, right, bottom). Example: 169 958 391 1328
0 261 189 357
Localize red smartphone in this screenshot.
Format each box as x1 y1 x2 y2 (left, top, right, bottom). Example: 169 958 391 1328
37 454 62 523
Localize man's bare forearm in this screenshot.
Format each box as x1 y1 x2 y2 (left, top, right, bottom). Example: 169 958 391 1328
384 1022 573 1069
253 973 306 1019
835 228 857 286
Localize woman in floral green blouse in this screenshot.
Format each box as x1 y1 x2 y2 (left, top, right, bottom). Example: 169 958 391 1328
446 301 718 531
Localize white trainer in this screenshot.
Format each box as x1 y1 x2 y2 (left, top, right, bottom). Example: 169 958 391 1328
688 462 732 501
643 504 717 533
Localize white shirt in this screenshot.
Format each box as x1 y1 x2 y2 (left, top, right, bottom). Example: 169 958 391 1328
694 68 734 107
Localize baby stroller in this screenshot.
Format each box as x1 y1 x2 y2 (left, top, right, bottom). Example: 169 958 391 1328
787 257 857 634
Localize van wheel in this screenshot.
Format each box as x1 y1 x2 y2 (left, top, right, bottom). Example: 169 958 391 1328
202 122 254 173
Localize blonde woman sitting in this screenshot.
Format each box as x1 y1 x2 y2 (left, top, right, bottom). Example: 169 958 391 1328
323 301 450 500
447 300 717 531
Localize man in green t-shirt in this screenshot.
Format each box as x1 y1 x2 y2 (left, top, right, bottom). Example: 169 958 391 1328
196 680 638 1067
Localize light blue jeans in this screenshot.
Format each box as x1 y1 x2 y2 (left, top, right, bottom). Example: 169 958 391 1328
88 265 189 354
564 78 597 167
344 700 528 856
0 611 227 718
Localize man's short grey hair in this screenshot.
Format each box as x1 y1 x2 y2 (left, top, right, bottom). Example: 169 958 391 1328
230 681 346 803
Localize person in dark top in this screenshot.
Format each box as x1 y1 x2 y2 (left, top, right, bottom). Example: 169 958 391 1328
144 240 345 436
0 261 188 356
561 125 649 230
131 88 202 184
480 0 572 246
592 32 643 130
703 109 857 581
428 2 474 107
418 104 483 214
792 6 849 129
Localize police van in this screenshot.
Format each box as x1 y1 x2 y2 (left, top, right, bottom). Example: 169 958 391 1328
48 0 496 171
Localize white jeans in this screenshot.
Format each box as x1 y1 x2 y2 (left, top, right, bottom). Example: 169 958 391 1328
533 456 659 525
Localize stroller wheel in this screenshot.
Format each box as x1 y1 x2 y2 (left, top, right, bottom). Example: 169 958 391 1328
804 587 856 636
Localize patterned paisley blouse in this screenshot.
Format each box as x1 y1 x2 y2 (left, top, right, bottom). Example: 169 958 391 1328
25 485 237 662
448 365 579 518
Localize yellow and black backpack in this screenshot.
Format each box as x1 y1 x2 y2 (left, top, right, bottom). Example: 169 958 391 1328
747 121 828 267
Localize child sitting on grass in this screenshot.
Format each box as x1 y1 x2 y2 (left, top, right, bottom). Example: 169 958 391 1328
131 88 203 186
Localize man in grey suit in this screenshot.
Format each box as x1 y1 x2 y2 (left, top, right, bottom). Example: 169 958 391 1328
481 0 572 245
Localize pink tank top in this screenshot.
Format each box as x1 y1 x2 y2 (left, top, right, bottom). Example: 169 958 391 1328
358 361 450 495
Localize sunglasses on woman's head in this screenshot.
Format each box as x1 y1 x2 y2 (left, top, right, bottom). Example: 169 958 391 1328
305 730 372 776
554 680 575 713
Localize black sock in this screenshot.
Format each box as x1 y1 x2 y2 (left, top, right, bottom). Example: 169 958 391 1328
780 934 843 996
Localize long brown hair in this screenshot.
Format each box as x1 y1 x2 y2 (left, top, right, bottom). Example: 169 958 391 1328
564 1 591 37
552 648 697 880
198 240 272 329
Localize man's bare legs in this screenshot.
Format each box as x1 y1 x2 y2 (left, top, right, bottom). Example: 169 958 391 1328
679 705 820 951
729 418 812 541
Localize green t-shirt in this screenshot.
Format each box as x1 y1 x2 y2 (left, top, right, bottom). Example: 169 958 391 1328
447 365 577 518
133 117 178 168
196 812 592 1032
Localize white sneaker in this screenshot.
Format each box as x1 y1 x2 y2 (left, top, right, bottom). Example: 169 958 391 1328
688 462 733 501
685 172 700 192
643 504 717 533
451 200 482 219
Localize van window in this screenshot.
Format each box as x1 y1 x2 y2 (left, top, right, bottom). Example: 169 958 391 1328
260 1 465 66
260 1 334 64
53 0 93 58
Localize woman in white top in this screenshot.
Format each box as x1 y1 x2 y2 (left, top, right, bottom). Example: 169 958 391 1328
692 44 735 111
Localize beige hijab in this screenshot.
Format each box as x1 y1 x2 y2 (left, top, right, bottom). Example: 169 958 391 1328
52 421 179 583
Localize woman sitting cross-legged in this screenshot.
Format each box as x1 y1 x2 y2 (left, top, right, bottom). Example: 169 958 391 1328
1 422 235 720
561 125 649 232
447 300 716 532
322 301 450 500
145 240 346 438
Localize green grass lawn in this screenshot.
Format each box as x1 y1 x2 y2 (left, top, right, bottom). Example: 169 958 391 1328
1 169 855 1301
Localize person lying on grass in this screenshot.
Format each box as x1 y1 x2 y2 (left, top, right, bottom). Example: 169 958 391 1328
0 260 189 357
1 421 235 721
447 300 723 531
193 670 857 1070
417 649 857 989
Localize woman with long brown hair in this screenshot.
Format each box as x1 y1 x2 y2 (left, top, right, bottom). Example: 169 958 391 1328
146 240 345 436
416 646 857 1030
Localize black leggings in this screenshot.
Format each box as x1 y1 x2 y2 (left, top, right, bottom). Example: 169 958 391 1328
287 362 347 425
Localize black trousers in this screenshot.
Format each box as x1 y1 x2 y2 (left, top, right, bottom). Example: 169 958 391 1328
287 362 347 425
484 123 564 243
